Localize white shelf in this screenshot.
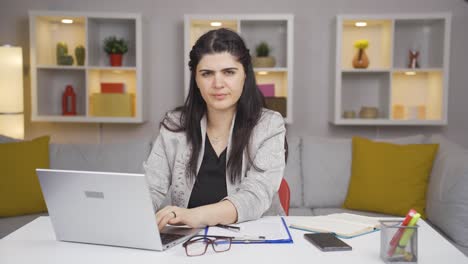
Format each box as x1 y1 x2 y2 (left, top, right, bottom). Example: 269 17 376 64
36 68 86 116
87 17 137 67
31 115 144 123
334 118 446 126
36 65 137 71
392 67 443 72
341 68 390 73
254 67 288 72
29 11 144 123
184 14 294 123
37 65 87 70
393 18 445 69
391 71 443 121
87 66 137 71
32 14 86 66
341 19 392 69
332 13 451 126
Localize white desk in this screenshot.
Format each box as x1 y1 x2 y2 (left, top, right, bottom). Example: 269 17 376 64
1 216 466 264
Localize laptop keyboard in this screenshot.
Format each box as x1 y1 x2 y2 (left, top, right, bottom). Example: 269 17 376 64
160 232 185 245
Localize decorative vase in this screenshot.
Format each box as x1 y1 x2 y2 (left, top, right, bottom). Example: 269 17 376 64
359 106 378 119
343 110 356 119
75 45 85 66
352 48 369 69
252 56 276 68
110 54 123 66
62 85 77 116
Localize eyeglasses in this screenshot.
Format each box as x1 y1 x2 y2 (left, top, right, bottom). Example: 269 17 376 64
183 235 232 257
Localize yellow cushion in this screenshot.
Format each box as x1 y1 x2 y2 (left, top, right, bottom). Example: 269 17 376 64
343 137 439 218
0 136 50 216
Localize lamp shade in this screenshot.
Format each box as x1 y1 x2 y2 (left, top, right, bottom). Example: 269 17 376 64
0 46 24 139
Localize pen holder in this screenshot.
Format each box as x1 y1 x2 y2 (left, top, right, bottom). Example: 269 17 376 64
380 220 418 263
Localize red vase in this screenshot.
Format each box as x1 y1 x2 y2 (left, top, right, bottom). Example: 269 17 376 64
62 85 77 116
110 54 123 67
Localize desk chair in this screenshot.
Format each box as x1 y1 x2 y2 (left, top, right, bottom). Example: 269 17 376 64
278 178 290 215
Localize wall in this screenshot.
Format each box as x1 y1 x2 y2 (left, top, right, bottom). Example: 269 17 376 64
1 0 467 147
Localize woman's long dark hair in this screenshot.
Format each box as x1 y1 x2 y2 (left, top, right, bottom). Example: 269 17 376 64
161 28 270 184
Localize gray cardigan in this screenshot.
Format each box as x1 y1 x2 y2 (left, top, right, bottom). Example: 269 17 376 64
143 109 286 223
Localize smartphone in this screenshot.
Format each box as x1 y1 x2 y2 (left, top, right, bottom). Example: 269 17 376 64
304 233 352 252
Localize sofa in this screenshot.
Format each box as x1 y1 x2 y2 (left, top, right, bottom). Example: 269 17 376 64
1 134 467 257
283 134 468 256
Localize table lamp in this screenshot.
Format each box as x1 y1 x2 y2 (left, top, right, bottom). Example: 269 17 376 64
0 45 24 139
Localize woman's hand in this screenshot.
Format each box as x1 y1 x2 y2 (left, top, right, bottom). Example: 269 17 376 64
156 200 238 231
155 206 205 231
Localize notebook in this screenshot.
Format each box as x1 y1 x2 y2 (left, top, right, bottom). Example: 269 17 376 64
289 213 382 238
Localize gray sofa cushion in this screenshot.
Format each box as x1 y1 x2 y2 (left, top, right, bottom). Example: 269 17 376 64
302 136 352 208
426 134 468 248
49 139 152 173
301 135 426 208
284 136 302 207
289 207 314 216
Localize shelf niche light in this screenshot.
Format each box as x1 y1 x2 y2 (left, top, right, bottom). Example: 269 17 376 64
355 21 367 27
210 21 222 27
257 71 268 75
405 71 417 76
61 19 74 24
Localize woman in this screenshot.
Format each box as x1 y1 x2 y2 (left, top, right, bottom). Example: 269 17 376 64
144 28 286 231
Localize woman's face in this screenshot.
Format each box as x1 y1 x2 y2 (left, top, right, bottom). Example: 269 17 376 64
195 52 245 114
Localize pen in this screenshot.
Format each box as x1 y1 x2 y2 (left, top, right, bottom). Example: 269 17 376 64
231 235 266 242
395 213 421 255
387 209 417 257
215 224 241 232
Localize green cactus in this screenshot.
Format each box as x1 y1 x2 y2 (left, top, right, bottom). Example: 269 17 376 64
58 55 74 65
75 45 85 66
56 42 68 64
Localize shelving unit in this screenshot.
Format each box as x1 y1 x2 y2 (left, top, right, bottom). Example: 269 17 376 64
184 14 294 123
332 14 451 125
29 11 144 123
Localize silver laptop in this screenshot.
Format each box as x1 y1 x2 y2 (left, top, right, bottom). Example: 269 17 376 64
36 169 199 251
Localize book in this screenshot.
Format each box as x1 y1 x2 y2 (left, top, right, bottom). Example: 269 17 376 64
258 83 275 97
289 213 381 238
100 83 125 93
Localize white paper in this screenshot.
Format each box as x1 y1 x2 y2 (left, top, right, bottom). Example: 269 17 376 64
206 216 289 241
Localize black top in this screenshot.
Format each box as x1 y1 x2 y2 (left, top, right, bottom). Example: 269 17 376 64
188 135 228 208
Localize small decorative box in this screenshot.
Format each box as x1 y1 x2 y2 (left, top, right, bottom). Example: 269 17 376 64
258 83 275 97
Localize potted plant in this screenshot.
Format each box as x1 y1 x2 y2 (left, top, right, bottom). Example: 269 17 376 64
252 41 276 68
103 36 128 67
